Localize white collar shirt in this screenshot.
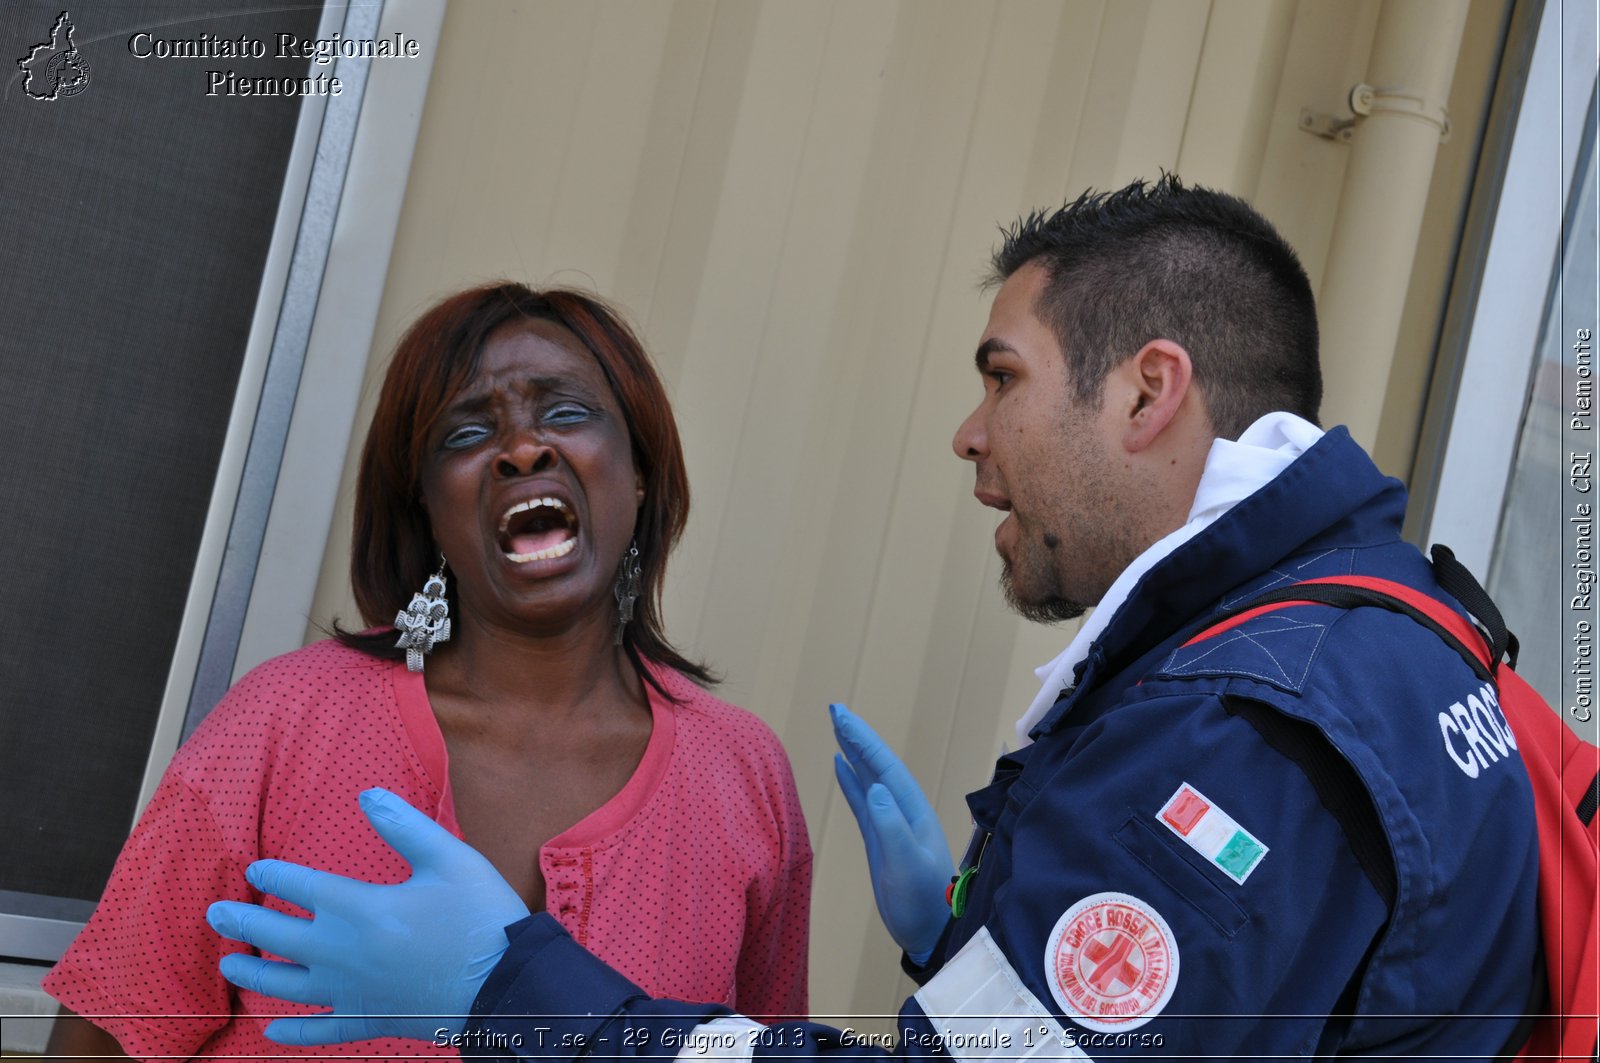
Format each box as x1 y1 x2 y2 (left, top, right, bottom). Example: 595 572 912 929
1013 412 1327 748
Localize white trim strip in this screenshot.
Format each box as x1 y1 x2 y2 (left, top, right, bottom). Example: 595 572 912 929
673 1017 763 1062
915 928 1090 1060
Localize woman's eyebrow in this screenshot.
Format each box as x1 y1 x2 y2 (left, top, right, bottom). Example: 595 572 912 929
442 391 492 416
446 374 605 412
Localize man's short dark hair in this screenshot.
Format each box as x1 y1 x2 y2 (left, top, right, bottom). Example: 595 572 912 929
988 174 1321 438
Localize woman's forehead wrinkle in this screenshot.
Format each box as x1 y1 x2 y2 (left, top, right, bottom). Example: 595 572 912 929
455 368 603 404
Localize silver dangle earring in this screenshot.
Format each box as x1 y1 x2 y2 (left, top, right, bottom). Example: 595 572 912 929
613 541 641 645
395 555 451 672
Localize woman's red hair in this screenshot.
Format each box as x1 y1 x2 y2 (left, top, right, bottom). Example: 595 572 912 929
337 283 711 688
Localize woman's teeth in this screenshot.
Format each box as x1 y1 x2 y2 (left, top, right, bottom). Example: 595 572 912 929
506 538 575 563
498 496 578 562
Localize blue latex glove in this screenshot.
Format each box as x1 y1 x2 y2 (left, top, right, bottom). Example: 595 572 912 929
829 703 954 965
205 787 529 1046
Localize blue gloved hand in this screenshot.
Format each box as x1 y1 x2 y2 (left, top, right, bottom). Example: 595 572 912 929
206 787 529 1046
830 703 954 965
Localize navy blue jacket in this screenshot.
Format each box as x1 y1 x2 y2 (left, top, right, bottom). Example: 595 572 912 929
465 427 1539 1059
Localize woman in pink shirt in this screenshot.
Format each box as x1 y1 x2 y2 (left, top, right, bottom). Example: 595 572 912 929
45 285 812 1060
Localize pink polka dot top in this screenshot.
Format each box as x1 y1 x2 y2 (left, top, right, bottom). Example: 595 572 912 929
43 640 812 1059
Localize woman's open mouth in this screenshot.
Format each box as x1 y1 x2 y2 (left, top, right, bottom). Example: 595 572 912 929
497 497 579 562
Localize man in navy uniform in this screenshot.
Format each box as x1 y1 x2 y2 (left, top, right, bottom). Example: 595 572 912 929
208 175 1539 1059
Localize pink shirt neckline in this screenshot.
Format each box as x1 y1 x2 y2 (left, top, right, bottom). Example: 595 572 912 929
387 659 678 851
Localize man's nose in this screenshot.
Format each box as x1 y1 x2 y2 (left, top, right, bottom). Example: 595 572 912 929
952 405 986 462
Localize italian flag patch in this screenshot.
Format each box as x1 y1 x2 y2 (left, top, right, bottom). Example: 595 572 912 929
1157 783 1268 884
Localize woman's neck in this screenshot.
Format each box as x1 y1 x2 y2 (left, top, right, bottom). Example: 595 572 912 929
421 609 647 726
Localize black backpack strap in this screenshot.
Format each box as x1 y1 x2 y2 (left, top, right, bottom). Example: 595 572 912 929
1221 698 1397 909
1580 772 1600 829
1494 951 1547 1061
1429 544 1519 669
1187 580 1494 685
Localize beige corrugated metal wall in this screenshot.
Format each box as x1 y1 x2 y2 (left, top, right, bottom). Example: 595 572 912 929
307 0 1508 1021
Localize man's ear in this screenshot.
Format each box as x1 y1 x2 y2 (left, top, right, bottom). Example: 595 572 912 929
1121 339 1193 452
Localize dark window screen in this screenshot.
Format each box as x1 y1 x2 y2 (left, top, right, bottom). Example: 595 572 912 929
0 0 324 903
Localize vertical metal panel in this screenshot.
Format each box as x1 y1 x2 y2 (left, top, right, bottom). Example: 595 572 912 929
1422 0 1593 576
182 0 384 738
235 0 447 680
